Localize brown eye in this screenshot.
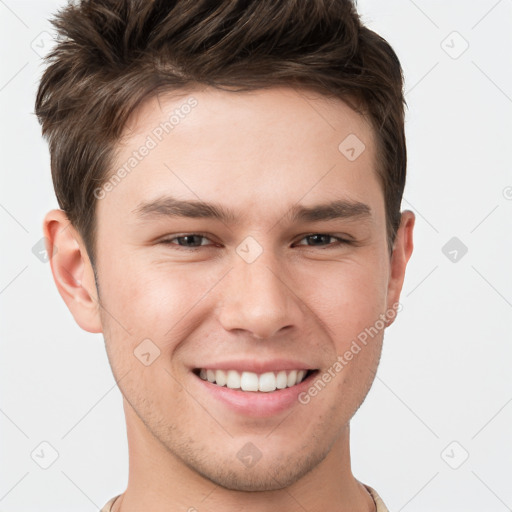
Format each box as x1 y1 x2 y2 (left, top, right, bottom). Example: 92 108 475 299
295 234 351 248
160 234 212 249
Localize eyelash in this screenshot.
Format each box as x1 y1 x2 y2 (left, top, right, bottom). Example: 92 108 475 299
158 233 352 250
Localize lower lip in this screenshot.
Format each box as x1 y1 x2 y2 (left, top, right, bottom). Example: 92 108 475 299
192 370 319 418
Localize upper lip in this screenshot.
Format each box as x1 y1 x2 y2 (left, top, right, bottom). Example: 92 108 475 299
192 359 317 374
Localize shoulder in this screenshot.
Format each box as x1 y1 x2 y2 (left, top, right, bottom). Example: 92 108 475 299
362 483 390 512
100 494 122 512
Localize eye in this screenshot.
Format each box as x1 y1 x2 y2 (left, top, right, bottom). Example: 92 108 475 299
159 233 214 249
294 233 351 248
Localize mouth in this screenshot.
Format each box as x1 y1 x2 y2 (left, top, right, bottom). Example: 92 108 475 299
192 368 319 393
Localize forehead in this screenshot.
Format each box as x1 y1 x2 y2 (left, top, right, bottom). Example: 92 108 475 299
99 85 382 229
121 85 373 154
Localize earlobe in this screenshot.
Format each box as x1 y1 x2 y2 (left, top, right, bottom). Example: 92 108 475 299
385 210 415 327
43 209 103 334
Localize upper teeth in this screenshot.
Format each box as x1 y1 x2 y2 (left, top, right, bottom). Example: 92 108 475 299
198 369 309 392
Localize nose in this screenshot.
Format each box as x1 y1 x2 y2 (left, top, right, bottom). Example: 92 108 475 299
216 248 304 340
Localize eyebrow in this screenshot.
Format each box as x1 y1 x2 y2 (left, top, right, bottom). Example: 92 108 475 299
132 195 372 224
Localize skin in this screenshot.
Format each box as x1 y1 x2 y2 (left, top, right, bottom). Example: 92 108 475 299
44 85 414 512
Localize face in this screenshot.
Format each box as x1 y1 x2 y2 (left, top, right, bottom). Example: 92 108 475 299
49 85 414 492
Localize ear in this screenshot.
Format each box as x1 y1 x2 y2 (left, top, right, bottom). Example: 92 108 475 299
43 209 102 333
385 210 415 327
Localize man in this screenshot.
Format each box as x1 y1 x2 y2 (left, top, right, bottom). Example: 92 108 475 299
36 1 414 510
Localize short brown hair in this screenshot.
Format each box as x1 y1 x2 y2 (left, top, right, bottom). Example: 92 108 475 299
35 0 407 267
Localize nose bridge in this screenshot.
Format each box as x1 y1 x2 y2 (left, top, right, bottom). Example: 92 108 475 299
217 241 302 339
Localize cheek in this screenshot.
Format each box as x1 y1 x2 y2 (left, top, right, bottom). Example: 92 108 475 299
301 262 387 411
98 256 224 350
98 263 190 400
298 258 388 345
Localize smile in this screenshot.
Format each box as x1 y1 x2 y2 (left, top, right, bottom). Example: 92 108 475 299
194 368 317 393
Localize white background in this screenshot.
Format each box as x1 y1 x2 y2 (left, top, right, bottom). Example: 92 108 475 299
1 1 511 510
